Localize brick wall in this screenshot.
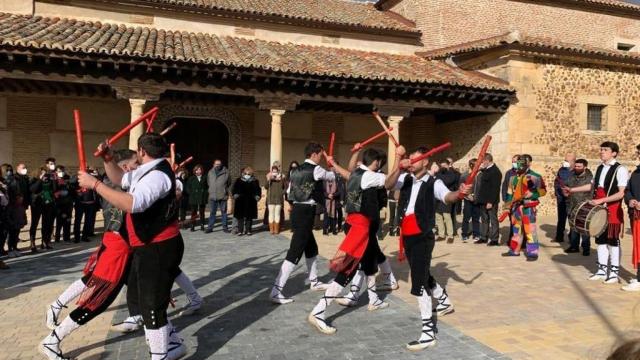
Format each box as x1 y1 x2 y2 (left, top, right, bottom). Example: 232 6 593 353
390 0 640 51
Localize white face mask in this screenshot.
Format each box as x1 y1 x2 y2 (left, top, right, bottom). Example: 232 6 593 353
18 168 27 175
512 162 518 169
243 174 251 180
57 171 64 177
48 164 56 171
562 161 570 168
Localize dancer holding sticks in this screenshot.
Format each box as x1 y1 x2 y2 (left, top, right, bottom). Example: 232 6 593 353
385 145 470 351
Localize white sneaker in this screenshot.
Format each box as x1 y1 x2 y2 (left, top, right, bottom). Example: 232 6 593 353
167 342 187 360
336 297 358 307
179 299 202 317
310 280 330 291
270 286 294 305
39 332 68 360
110 317 142 333
307 313 336 335
367 300 389 312
588 273 606 281
622 279 640 292
377 282 399 292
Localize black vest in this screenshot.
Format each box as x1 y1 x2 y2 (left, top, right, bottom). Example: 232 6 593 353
594 162 621 197
130 159 178 243
345 168 365 214
289 162 323 203
398 175 436 236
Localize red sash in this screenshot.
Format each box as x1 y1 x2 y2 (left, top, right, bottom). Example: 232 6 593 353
126 213 180 247
398 214 421 262
329 213 370 275
595 187 624 238
633 210 640 268
77 231 131 311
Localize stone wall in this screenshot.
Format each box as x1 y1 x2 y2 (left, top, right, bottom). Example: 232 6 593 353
389 0 640 52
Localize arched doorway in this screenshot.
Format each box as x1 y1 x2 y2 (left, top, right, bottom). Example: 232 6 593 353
155 105 243 177
163 117 229 172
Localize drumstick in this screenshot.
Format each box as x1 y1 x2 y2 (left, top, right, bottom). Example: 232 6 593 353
93 107 159 157
457 136 492 199
351 127 394 153
372 112 400 147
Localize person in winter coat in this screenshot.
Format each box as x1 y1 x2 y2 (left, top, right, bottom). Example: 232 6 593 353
435 160 459 243
232 167 261 236
266 165 285 235
175 167 190 227
31 166 57 249
186 164 208 232
54 165 75 243
206 159 231 233
73 168 99 243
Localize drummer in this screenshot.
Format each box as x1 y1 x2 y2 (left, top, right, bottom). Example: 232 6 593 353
565 142 629 284
563 159 593 256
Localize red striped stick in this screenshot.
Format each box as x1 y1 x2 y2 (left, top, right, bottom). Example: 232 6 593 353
408 142 452 166
351 127 394 153
93 106 159 157
74 110 87 172
145 110 158 133
458 135 492 199
160 122 178 136
372 112 400 147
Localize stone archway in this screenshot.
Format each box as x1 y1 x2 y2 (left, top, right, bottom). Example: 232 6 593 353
156 104 242 177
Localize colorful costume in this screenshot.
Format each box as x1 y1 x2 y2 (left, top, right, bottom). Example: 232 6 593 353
504 168 546 259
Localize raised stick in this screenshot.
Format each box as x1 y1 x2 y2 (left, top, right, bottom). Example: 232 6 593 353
372 112 400 147
458 135 492 199
351 127 394 153
407 142 452 166
73 110 87 172
328 132 335 158
177 156 194 170
93 107 159 157
160 122 178 136
169 143 176 168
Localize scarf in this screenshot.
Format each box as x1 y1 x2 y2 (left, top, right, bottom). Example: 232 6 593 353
329 213 370 275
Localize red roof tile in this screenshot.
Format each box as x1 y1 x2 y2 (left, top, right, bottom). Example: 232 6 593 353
377 0 640 14
0 13 510 91
112 0 418 34
418 31 640 64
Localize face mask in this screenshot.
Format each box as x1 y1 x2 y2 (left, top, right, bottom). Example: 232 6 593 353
18 168 27 176
562 161 570 168
272 171 278 175
48 164 56 171
57 171 64 178
512 162 518 169
243 174 251 180
5 170 12 177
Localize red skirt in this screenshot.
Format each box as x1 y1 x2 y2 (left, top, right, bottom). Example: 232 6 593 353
77 231 131 311
595 187 624 239
329 213 370 275
633 210 640 268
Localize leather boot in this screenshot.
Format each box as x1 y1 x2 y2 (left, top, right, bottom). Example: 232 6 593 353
269 222 275 234
274 222 280 235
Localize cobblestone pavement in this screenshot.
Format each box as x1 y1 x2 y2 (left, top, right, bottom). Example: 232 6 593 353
102 227 505 360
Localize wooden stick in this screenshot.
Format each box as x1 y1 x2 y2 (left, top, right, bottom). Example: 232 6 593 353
407 142 451 165
169 143 176 167
73 110 87 172
372 112 400 147
458 135 492 199
177 156 194 170
351 127 394 153
93 106 159 157
328 132 335 158
160 122 178 136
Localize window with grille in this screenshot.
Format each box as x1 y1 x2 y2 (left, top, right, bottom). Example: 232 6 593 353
587 104 606 131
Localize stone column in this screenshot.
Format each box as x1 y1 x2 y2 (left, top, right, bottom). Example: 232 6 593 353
128 99 147 150
387 116 403 170
270 109 285 166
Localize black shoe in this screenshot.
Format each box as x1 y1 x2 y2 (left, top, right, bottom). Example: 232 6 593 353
474 238 488 244
501 251 520 257
322 229 328 235
190 227 196 232
45 244 53 250
332 229 339 235
526 256 539 262
204 229 213 234
487 241 500 247
582 249 591 256
551 238 564 243
201 225 205 232
564 247 579 253
223 229 231 233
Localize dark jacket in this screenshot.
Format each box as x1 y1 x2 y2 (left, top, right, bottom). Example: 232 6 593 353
436 169 458 213
625 166 640 216
555 166 572 198
31 173 57 206
501 168 517 202
186 175 208 206
566 169 593 214
233 176 261 219
476 164 502 205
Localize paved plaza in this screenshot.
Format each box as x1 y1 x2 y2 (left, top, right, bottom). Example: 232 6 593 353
1 215 640 360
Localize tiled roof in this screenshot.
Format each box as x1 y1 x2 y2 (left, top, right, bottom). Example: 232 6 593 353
418 31 640 64
112 0 418 34
0 13 511 91
376 0 640 13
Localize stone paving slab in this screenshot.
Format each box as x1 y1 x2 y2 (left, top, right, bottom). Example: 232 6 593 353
102 228 507 360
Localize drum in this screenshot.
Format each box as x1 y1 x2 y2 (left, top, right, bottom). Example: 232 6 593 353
569 201 608 237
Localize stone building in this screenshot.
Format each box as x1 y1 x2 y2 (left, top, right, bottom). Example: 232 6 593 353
1 0 639 213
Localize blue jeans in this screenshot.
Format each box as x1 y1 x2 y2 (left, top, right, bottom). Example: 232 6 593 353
569 229 590 250
207 200 228 230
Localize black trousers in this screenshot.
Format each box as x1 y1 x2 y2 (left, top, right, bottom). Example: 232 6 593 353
70 271 128 325
595 231 620 246
555 197 568 241
55 203 73 242
237 217 253 234
74 202 97 242
190 205 206 227
479 205 499 242
334 220 381 287
404 233 436 296
285 204 319 264
126 236 184 329
32 203 55 244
